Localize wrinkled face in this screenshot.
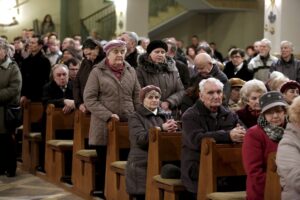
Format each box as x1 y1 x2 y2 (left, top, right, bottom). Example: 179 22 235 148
259 43 270 57
264 106 286 126
118 34 135 52
231 53 244 66
107 46 126 66
53 66 69 87
283 88 299 104
280 44 292 60
195 61 212 77
143 90 161 111
200 82 223 110
149 48 166 64
68 63 80 80
247 91 264 111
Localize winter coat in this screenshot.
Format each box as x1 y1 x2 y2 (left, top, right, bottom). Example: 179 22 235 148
270 55 300 83
223 60 253 81
21 50 51 101
276 123 300 200
242 125 278 200
126 105 166 195
83 59 140 145
0 58 22 134
136 54 184 108
181 100 238 193
248 54 278 82
42 80 74 107
236 105 259 129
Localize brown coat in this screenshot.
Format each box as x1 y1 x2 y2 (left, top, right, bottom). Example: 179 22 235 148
83 59 140 145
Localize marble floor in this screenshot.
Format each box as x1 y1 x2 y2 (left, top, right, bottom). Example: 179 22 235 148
0 164 102 200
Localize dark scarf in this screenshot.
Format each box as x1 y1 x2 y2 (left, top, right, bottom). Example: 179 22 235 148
106 59 124 80
248 106 261 118
257 115 286 142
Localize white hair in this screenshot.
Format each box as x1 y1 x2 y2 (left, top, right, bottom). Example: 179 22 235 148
261 38 272 49
199 77 224 92
280 40 294 51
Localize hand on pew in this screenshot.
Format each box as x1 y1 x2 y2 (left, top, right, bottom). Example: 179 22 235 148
63 99 75 114
111 114 120 121
162 119 178 132
229 124 246 143
79 103 87 113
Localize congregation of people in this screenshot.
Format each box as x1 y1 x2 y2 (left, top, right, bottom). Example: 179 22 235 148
1 15 300 200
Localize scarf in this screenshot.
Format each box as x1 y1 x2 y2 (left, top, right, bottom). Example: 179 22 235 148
106 59 124 80
257 115 285 142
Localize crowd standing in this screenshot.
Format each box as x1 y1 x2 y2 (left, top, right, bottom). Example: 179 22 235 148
1 19 300 200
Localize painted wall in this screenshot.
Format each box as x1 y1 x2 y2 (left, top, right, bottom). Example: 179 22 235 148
151 1 264 56
0 0 60 42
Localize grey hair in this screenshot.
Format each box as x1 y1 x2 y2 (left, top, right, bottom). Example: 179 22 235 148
240 79 267 105
280 40 294 51
0 38 12 57
123 31 139 45
261 38 272 49
50 64 69 80
199 77 224 93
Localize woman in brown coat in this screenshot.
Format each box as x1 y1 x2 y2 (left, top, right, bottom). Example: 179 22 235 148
83 39 140 194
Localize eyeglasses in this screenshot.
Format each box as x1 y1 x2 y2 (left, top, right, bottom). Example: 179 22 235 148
264 107 285 116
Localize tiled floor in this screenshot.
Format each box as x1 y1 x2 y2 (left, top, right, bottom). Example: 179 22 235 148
0 165 102 200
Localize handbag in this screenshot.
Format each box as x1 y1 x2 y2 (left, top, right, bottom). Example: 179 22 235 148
5 105 23 131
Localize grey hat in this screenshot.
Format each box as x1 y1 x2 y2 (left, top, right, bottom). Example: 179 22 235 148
259 91 287 113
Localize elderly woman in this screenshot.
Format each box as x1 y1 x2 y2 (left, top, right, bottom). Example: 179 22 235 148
236 79 267 128
84 39 140 193
136 40 184 117
0 38 22 177
243 91 288 200
280 80 300 104
276 96 300 199
228 78 245 112
126 85 177 200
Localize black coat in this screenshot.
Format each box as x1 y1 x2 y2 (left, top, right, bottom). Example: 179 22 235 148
125 105 166 195
21 51 51 101
181 100 238 193
223 60 253 81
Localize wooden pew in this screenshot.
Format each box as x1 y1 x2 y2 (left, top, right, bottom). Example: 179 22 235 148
105 118 130 200
146 127 185 200
44 104 75 183
198 138 246 200
71 110 98 199
264 152 281 200
21 100 43 173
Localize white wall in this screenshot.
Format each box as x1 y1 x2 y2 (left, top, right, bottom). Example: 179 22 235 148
0 0 60 42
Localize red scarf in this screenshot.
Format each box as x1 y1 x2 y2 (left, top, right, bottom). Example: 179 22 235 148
106 59 125 80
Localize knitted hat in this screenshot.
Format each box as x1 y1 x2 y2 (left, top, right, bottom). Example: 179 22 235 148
259 91 287 113
280 80 300 93
139 85 161 102
103 39 126 53
229 78 246 88
146 40 168 54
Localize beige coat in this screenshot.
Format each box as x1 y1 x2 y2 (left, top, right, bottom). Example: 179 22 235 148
83 60 140 145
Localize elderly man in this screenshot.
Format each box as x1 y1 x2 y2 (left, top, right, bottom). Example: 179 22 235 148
118 31 139 68
248 38 278 82
181 53 229 113
270 40 300 82
181 77 246 198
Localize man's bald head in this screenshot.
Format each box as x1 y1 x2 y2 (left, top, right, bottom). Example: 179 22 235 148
194 52 213 77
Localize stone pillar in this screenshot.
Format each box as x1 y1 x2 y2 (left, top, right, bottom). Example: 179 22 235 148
114 0 149 37
264 0 300 55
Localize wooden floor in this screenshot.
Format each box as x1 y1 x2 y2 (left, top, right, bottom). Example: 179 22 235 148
0 163 103 200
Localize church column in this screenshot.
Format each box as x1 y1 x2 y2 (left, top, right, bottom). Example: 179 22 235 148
264 0 300 55
114 0 149 37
